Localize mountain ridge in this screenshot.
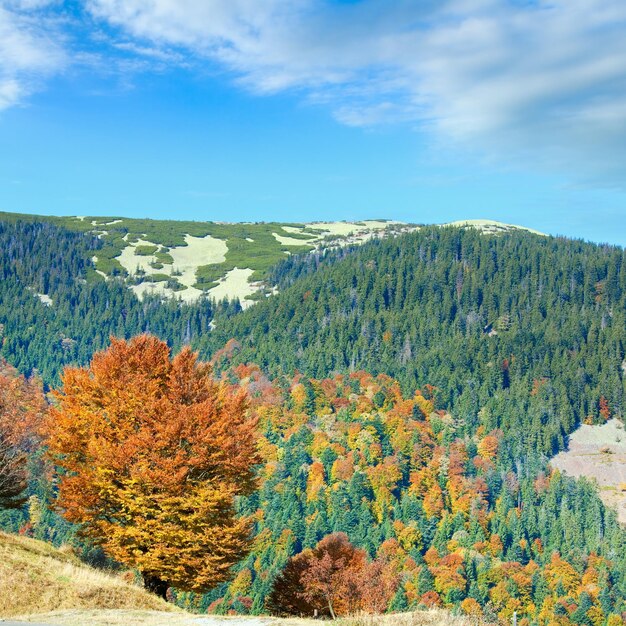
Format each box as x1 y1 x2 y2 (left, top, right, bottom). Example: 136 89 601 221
0 211 546 306
1 214 625 622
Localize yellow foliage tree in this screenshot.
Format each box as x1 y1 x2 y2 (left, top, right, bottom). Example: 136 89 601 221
544 552 581 595
45 335 259 599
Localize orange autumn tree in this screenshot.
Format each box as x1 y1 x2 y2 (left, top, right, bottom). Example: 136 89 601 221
44 335 259 599
0 360 47 509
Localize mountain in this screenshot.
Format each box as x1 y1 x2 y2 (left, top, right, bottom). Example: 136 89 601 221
0 211 414 305
0 211 543 306
1 211 625 623
0 213 548 386
202 226 625 463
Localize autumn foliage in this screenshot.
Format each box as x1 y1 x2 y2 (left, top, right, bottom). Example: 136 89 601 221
207 367 626 623
44 335 259 598
0 360 46 509
266 532 398 618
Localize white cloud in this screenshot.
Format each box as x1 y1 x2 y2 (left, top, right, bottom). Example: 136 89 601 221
84 0 626 185
0 1 65 110
0 77 22 109
1 0 625 185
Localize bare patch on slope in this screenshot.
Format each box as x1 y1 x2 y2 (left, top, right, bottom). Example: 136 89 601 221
551 419 626 523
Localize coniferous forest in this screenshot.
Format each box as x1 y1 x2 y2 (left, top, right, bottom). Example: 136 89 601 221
204 226 626 462
1 216 625 624
0 220 237 384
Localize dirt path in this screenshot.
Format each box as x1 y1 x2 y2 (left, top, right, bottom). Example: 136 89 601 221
10 610 314 626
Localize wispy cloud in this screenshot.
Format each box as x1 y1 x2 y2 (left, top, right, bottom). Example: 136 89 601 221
82 0 626 185
0 0 65 109
3 1 626 186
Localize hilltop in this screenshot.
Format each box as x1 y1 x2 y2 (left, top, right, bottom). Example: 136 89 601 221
0 212 411 306
444 219 546 236
0 211 543 306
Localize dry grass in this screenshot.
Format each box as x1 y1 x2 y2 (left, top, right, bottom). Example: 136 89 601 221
0 531 175 618
551 418 626 523
336 610 485 626
13 611 484 626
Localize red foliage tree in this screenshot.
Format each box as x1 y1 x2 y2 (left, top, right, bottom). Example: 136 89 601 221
267 532 396 618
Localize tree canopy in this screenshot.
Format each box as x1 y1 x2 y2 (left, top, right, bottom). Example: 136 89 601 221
0 361 46 509
44 335 259 598
190 366 626 623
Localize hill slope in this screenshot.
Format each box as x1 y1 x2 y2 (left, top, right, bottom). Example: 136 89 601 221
0 531 173 618
0 216 549 386
0 211 543 306
0 533 479 626
0 212 414 305
202 226 626 464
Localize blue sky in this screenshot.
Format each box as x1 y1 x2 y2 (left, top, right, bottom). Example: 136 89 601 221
1 1 625 245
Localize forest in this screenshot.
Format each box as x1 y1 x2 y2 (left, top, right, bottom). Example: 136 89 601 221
0 220 238 384
203 226 626 466
194 364 626 624
0 216 625 625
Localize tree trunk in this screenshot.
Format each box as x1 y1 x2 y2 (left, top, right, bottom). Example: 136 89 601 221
327 598 336 620
143 573 169 600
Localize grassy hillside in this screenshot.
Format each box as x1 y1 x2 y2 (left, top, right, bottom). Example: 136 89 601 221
0 531 175 618
551 418 626 523
0 211 412 305
0 211 542 306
